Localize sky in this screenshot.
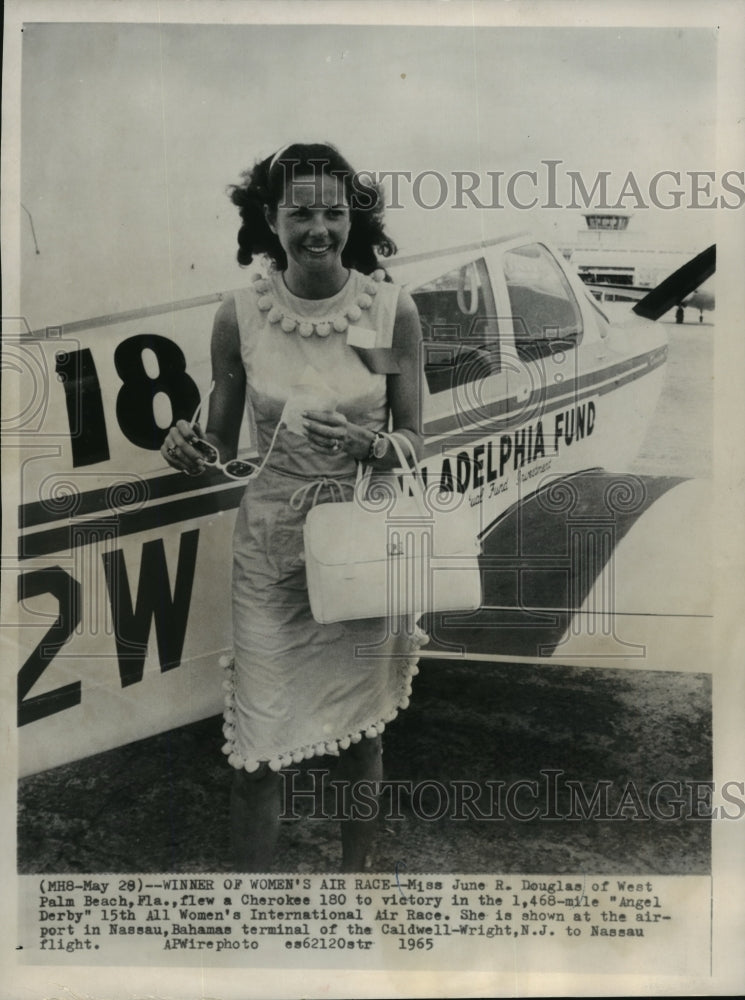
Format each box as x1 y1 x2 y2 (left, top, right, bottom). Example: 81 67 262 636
19 21 719 328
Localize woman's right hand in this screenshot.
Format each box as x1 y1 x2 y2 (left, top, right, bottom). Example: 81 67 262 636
161 420 206 477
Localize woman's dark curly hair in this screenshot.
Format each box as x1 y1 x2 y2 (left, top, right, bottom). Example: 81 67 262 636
228 142 397 275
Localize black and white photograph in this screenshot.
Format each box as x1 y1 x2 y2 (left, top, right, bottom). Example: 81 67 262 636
2 1 744 997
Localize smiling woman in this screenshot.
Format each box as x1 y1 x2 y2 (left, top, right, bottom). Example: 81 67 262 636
160 142 426 873
229 143 397 278
265 173 352 295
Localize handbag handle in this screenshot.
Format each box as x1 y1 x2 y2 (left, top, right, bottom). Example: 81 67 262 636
356 431 429 517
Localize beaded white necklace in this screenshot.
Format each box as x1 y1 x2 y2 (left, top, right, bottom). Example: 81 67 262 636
252 268 386 338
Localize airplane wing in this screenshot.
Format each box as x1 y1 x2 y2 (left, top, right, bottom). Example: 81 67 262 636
583 283 650 302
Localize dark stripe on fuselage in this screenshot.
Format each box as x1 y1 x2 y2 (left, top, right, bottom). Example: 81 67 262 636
422 345 667 453
19 466 243 529
17 345 666 559
18 484 246 561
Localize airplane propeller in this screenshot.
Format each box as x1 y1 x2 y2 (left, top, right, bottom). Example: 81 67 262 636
632 244 716 321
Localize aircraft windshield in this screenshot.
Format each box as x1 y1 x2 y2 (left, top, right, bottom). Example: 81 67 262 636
411 258 500 395
504 243 583 361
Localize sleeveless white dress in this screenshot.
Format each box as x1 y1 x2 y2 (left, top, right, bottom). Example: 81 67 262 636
221 267 426 773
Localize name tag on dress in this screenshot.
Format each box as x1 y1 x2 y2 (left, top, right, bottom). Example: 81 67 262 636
346 325 377 349
350 348 402 374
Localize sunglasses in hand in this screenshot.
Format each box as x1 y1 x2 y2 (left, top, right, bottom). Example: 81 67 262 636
191 437 256 480
189 383 257 481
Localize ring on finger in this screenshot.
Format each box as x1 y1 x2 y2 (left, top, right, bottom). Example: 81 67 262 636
167 445 177 457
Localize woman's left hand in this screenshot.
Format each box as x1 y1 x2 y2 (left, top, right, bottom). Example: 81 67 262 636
302 409 356 456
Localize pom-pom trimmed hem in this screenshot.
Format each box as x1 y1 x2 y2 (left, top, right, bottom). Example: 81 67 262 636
220 625 427 773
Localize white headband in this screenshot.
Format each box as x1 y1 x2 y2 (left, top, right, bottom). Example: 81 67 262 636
268 144 292 173
268 140 332 174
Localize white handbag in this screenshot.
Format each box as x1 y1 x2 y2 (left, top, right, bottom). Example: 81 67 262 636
303 433 482 624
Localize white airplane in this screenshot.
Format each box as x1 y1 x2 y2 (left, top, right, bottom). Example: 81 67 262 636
11 236 714 775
